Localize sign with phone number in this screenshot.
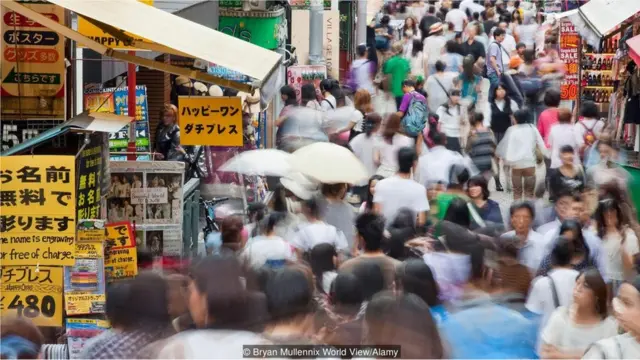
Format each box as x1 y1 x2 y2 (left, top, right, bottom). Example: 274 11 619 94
0 265 63 326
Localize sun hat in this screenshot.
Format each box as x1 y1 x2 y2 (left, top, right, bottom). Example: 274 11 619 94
208 85 223 97
429 22 444 35
174 76 193 88
280 173 319 200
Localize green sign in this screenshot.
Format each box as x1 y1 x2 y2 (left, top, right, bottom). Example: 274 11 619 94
219 9 284 50
3 67 61 85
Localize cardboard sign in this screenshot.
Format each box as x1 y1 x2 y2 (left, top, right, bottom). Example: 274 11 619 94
179 96 243 146
0 155 76 265
104 222 138 281
0 265 63 326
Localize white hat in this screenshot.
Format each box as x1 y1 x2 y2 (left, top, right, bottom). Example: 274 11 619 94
237 89 261 114
193 82 208 94
208 85 223 97
280 172 319 200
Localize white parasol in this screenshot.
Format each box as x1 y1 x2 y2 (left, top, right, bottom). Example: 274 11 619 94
289 142 369 184
219 149 291 177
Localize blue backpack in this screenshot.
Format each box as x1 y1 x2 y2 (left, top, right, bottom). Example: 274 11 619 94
402 92 428 136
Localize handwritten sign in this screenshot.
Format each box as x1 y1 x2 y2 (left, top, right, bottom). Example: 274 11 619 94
104 222 137 281
560 19 579 100
0 265 63 326
0 156 76 266
179 96 243 146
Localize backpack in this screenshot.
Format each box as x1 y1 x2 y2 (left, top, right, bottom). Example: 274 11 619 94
401 92 428 136
579 119 602 157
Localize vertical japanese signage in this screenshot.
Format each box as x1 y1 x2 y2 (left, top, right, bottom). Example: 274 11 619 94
77 0 153 50
76 134 106 220
1 3 65 97
178 96 243 146
0 156 76 266
560 19 579 100
0 265 63 326
104 222 138 281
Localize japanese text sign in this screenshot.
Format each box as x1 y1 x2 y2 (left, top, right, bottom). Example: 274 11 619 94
104 222 137 281
1 3 66 97
77 0 154 50
0 156 76 266
179 96 243 147
76 134 106 220
0 265 63 326
560 19 579 100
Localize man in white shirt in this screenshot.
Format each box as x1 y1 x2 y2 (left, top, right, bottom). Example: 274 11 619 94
374 147 429 226
502 202 547 273
417 131 463 186
424 22 447 74
445 1 468 33
460 0 485 17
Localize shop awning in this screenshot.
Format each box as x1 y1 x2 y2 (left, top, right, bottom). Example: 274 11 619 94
627 35 640 67
565 0 640 50
2 0 282 92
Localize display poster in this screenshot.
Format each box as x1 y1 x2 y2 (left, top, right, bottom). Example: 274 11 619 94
107 161 184 225
286 65 327 103
76 134 107 220
104 222 138 281
178 96 243 146
0 155 76 266
1 3 66 97
77 0 153 50
66 318 110 359
83 86 151 161
560 19 579 100
64 221 106 316
0 265 63 326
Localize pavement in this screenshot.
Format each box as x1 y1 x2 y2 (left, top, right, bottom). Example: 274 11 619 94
489 163 547 222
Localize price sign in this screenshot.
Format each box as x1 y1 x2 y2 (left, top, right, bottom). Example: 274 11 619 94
559 19 579 100
0 265 63 326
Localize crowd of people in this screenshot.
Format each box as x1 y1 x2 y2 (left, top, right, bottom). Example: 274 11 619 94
3 0 640 359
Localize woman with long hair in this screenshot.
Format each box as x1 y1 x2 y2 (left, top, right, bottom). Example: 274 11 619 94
539 269 617 358
489 84 519 191
403 16 419 39
301 83 321 110
309 243 338 295
436 89 464 153
408 39 427 79
467 175 502 226
594 198 640 293
457 55 483 105
326 88 362 145
547 144 585 203
154 104 189 162
359 175 384 213
385 208 418 260
396 260 444 318
350 113 382 201
374 113 414 177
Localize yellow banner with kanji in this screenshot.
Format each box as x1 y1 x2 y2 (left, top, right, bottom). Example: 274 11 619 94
0 156 76 266
104 222 137 281
0 265 63 326
178 96 244 147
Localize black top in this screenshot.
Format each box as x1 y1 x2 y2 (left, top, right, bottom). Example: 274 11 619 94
483 20 497 36
462 40 487 62
490 101 513 134
548 167 585 202
419 14 440 41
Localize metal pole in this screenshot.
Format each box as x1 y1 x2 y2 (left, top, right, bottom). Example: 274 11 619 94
126 51 137 161
309 0 324 65
356 0 367 46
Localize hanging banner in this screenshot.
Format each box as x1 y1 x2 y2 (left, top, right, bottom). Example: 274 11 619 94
0 265 63 326
66 318 110 359
104 222 138 281
76 134 107 220
1 3 66 97
77 0 154 50
287 65 327 103
560 19 579 100
0 155 76 266
64 221 107 316
178 96 243 146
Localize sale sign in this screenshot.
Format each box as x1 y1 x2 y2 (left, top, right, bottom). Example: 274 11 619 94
560 19 579 100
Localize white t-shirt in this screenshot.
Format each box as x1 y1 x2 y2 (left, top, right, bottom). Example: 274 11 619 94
460 0 485 16
436 105 462 138
350 133 381 186
409 51 426 78
351 58 375 94
289 222 349 253
547 123 580 168
417 145 463 186
425 72 457 114
374 134 414 177
445 8 468 32
540 306 618 355
423 35 447 65
502 230 547 273
240 235 297 270
325 106 363 133
601 227 640 281
373 175 429 224
526 268 579 330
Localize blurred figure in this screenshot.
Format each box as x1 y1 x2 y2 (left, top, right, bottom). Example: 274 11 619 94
583 275 640 359
426 61 457 114
461 24 486 63
486 28 507 101
374 114 414 177
166 274 192 332
323 272 365 346
396 259 449 324
383 42 411 109
424 23 448 75
548 109 580 169
351 114 383 203
301 83 321 110
241 213 296 270
319 183 356 250
0 317 43 359
466 113 496 178
385 208 418 260
359 175 385 214
309 243 338 295
547 145 585 203
436 89 465 153
84 273 173 359
408 39 427 79
349 44 375 94
365 292 445 359
488 237 532 297
290 197 349 255
539 269 617 358
458 55 483 105
441 40 464 72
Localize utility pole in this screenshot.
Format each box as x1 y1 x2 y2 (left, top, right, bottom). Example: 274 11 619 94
356 0 367 46
308 0 324 65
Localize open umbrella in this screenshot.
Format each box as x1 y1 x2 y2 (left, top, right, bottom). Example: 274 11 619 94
290 142 368 184
219 149 291 177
